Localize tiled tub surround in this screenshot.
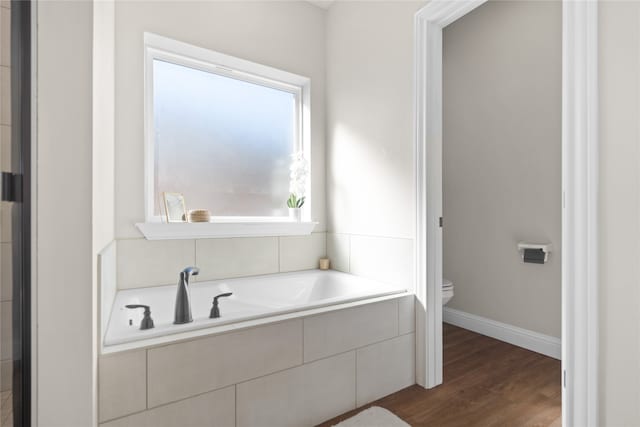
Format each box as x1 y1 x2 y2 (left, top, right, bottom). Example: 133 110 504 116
116 233 327 290
326 233 414 293
104 270 406 347
98 296 416 426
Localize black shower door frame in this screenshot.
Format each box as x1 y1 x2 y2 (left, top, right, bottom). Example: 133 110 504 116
10 0 31 425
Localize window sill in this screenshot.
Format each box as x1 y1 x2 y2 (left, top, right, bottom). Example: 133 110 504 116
135 221 318 240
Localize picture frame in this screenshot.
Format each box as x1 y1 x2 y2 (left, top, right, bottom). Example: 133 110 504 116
163 192 187 223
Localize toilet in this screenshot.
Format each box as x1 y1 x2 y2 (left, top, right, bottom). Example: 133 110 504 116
442 279 454 305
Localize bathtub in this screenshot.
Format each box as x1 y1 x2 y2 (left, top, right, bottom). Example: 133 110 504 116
104 269 406 348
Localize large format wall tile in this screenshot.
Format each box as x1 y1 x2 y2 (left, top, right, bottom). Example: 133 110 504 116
237 351 355 427
148 319 302 407
303 299 398 362
0 7 8 67
0 301 10 360
326 233 350 273
98 350 147 422
0 244 10 301
1 204 10 243
279 233 326 272
0 66 8 126
100 386 235 427
350 235 414 292
398 294 415 335
0 359 9 392
117 239 195 289
356 333 415 406
99 241 117 342
195 237 278 281
1 125 10 173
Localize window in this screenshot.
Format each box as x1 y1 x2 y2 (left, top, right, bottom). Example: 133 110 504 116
144 34 310 223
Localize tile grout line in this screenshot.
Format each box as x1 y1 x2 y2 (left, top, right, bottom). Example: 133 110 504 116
397 299 400 337
354 346 358 407
193 239 197 268
330 231 414 242
347 234 351 273
277 236 281 272
102 385 236 424
145 349 149 410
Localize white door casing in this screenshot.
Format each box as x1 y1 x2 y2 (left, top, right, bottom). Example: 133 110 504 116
414 1 598 426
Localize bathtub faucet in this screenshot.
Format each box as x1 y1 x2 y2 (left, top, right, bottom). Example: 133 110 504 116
174 266 200 324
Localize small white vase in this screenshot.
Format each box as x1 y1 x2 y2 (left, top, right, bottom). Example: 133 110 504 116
288 208 302 222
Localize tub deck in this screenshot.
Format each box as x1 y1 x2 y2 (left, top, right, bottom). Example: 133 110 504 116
104 269 407 349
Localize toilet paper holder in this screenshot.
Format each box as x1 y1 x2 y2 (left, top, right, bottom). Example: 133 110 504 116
517 242 552 263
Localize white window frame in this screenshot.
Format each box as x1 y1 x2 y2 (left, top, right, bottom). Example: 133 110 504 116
143 32 312 225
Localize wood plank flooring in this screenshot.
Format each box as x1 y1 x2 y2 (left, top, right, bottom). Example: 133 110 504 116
318 323 561 427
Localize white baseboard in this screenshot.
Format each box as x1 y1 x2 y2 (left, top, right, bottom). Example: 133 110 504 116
443 307 561 360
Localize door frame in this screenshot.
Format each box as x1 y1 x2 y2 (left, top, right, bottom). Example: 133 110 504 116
413 1 598 426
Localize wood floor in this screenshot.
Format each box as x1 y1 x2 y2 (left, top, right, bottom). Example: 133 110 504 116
318 323 561 427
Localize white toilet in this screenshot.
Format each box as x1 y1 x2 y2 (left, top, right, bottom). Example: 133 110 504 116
442 279 454 305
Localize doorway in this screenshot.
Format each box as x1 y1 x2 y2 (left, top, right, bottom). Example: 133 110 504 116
414 1 599 426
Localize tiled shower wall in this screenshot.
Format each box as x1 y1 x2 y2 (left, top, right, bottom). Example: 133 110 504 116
327 233 414 292
116 232 327 289
0 2 11 422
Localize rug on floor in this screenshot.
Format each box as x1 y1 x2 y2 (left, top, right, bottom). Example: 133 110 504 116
332 406 410 427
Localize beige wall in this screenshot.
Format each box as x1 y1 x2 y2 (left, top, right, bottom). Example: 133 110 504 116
442 0 562 338
325 1 422 292
599 2 640 425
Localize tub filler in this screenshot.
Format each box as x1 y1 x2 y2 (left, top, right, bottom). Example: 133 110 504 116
104 269 407 348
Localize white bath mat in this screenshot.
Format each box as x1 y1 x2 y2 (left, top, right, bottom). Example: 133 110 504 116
332 406 411 427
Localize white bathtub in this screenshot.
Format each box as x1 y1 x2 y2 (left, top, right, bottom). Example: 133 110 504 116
104 269 406 347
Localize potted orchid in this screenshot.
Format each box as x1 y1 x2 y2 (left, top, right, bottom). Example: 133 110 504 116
287 151 309 222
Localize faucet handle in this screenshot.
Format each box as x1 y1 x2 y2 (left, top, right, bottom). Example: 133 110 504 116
126 304 155 330
210 293 233 319
213 292 233 303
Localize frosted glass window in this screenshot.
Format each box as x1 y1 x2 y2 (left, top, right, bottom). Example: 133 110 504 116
152 59 298 217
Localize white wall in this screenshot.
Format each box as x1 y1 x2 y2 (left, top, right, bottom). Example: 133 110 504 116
32 0 640 425
112 1 327 289
93 0 115 254
326 1 640 423
325 1 422 292
599 2 640 425
114 0 326 238
36 1 96 425
442 0 562 338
